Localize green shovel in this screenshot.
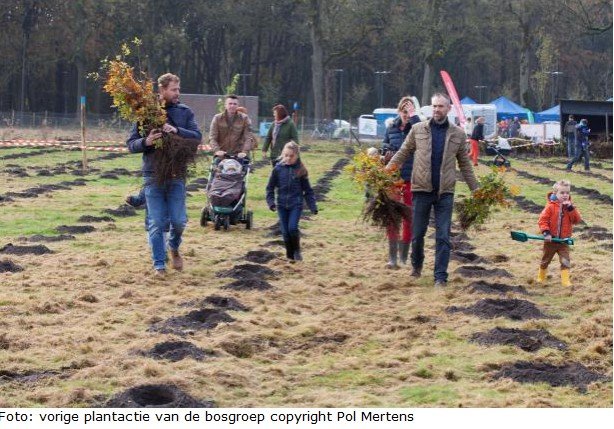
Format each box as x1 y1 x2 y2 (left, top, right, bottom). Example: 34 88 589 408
511 230 574 245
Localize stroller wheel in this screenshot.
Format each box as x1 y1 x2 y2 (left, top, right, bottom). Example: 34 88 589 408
246 210 253 230
214 216 222 231
200 208 209 227
223 217 230 231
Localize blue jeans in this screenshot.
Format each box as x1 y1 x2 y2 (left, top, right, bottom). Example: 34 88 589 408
566 133 576 158
144 178 187 270
411 191 454 282
566 142 590 170
277 206 302 241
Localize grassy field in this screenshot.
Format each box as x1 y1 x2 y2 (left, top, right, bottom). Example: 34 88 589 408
0 138 611 407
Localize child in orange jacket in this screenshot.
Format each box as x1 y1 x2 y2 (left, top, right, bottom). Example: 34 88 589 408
537 180 582 286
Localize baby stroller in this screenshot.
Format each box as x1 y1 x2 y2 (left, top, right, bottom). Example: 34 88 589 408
200 156 253 230
485 137 512 168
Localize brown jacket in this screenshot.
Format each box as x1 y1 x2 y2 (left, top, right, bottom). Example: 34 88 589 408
389 120 479 194
209 112 250 154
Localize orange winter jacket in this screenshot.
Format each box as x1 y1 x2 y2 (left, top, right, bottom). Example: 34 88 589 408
538 192 582 238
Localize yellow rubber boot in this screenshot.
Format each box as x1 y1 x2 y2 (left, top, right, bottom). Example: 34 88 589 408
536 268 547 284
561 269 572 287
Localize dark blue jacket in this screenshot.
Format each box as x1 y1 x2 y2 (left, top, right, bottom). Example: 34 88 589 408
382 115 420 180
266 161 317 212
126 102 202 176
576 123 590 147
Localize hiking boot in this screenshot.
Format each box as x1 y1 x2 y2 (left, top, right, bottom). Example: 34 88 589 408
398 242 410 265
170 249 183 271
291 233 302 261
385 261 399 270
284 238 294 260
434 280 447 288
410 266 422 278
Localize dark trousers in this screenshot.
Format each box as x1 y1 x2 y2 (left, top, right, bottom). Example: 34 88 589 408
566 142 590 170
411 191 454 282
277 206 302 241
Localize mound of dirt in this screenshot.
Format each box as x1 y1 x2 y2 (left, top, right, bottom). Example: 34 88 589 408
203 295 250 311
291 333 350 351
216 264 278 280
261 239 284 247
105 384 215 408
450 251 485 263
56 225 95 234
99 173 119 180
220 336 280 358
0 243 53 255
5 191 39 198
18 234 75 242
451 239 476 252
0 195 15 203
466 280 528 295
0 259 24 273
447 298 551 320
493 361 609 392
243 250 277 264
578 226 612 241
77 215 115 223
149 309 235 336
222 278 273 291
103 205 137 217
470 327 567 352
455 265 512 278
512 196 543 214
143 341 216 362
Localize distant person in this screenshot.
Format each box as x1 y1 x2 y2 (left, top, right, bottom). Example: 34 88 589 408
564 115 577 159
266 142 317 261
209 94 250 158
386 93 479 287
468 116 485 167
381 96 421 269
262 104 299 167
236 106 258 156
566 119 591 171
509 116 521 138
126 73 202 276
536 180 582 287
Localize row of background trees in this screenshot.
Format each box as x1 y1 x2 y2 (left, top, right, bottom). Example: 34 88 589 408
0 0 611 122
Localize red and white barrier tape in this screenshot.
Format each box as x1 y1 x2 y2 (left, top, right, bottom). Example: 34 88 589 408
0 140 212 152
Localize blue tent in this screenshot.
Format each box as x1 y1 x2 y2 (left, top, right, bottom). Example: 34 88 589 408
460 96 477 104
534 105 560 123
490 96 529 120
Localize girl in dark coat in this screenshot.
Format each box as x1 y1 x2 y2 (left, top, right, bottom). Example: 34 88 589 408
266 142 318 261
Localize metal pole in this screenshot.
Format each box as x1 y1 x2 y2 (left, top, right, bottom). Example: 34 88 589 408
80 96 87 173
338 72 343 121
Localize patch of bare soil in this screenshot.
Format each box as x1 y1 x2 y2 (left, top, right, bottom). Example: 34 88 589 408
491 254 510 263
0 259 24 273
18 234 75 242
142 341 216 362
577 226 612 241
466 280 528 295
103 204 137 217
99 173 119 179
105 384 215 408
261 239 284 247
221 278 273 291
5 166 28 177
447 299 552 320
0 369 60 383
512 195 543 214
451 237 476 251
243 250 277 264
202 295 250 311
78 215 115 223
471 327 567 352
216 264 278 280
149 309 235 336
0 243 53 255
0 195 14 203
55 225 95 234
450 251 485 263
492 361 610 392
264 222 281 237
290 333 350 352
312 159 350 202
455 265 512 278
